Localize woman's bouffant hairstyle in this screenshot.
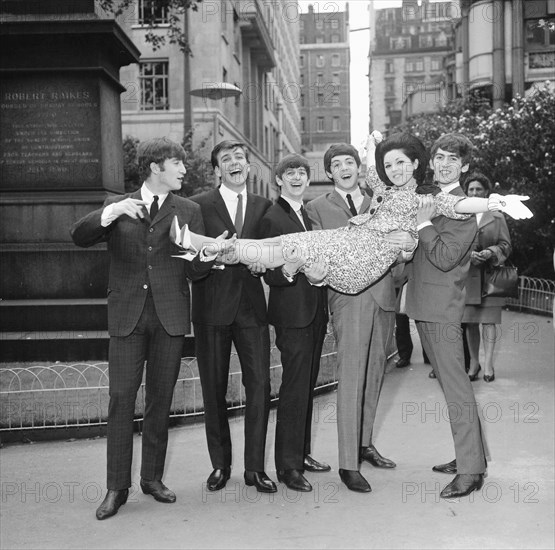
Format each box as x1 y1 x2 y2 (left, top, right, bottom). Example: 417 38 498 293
137 137 186 182
463 171 493 196
374 133 429 186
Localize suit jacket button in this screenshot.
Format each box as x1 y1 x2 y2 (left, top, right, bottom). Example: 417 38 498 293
143 284 148 289
148 265 153 270
149 228 154 233
148 246 153 251
377 196 383 202
370 208 375 214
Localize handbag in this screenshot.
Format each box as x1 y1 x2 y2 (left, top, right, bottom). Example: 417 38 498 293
482 262 519 298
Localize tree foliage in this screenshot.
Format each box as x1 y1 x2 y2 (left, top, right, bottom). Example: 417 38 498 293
391 84 555 278
98 0 203 53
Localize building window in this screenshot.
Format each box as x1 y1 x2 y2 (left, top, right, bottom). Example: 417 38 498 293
300 93 305 107
526 19 555 49
317 92 324 105
332 92 340 105
316 20 323 30
419 35 434 48
301 117 306 132
332 35 339 42
316 54 325 67
140 61 169 110
331 53 340 66
331 20 338 29
431 58 442 71
300 54 305 68
405 58 424 72
317 117 325 132
332 116 340 131
300 73 305 86
386 61 394 74
332 73 340 84
300 20 304 30
317 72 323 83
316 37 324 44
138 0 169 25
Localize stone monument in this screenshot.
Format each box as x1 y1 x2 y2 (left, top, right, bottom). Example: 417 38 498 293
0 1 140 360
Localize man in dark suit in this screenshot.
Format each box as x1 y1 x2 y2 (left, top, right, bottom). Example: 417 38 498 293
71 137 229 520
259 154 330 492
405 133 488 499
190 140 277 494
306 143 415 493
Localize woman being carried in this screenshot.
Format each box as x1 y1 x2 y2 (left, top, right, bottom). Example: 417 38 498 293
183 132 531 295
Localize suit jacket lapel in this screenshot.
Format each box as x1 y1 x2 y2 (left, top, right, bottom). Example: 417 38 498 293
329 189 352 217
277 196 306 231
359 195 372 215
151 192 175 226
478 210 495 228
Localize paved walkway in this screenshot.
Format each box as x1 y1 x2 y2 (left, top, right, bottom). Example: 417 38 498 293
1 311 554 550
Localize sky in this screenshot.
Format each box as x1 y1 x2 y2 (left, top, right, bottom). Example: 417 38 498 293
297 1 409 148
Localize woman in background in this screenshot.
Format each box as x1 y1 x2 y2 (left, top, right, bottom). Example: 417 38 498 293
462 172 512 383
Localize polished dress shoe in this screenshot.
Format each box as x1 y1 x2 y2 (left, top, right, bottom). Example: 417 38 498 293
428 370 436 379
277 469 312 492
303 455 331 472
432 459 457 474
206 468 231 492
468 364 482 381
338 469 371 493
140 479 176 503
440 474 484 499
95 489 129 520
483 371 495 382
395 358 411 368
244 471 277 493
360 445 396 468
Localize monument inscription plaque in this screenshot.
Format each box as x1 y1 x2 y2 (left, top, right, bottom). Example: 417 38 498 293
0 74 102 190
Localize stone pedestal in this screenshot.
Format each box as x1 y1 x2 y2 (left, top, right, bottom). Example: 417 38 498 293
0 11 141 360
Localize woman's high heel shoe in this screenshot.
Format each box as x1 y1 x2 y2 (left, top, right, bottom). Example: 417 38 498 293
468 364 482 381
483 371 495 382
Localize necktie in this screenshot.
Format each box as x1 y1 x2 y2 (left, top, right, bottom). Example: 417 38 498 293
300 205 312 230
346 193 357 217
234 193 243 236
150 195 159 220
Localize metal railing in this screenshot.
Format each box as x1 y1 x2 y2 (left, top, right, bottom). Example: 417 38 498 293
1 276 553 435
0 330 339 433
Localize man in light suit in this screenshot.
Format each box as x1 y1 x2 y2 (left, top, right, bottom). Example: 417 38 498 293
306 143 415 492
71 137 229 520
405 133 487 499
259 154 330 492
190 140 277 494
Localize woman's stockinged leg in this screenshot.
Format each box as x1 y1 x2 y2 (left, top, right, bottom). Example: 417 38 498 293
187 228 288 268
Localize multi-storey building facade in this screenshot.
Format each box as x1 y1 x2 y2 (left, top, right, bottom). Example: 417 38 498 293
369 0 456 131
118 0 302 198
450 0 555 107
299 3 351 189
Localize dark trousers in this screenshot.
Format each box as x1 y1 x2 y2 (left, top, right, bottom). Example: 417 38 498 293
107 293 184 489
274 316 327 471
194 295 271 472
396 312 429 363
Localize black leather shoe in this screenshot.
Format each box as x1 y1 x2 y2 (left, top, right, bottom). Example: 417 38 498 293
360 445 396 468
395 358 411 368
303 455 331 472
428 370 436 379
140 479 176 503
432 459 457 474
338 469 371 493
483 371 495 382
244 471 277 493
95 489 129 520
440 474 484 499
468 364 482 381
277 469 312 492
206 468 231 492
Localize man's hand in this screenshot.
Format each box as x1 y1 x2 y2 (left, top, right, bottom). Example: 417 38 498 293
383 230 416 252
416 195 437 225
247 262 267 275
111 198 147 219
304 258 328 285
203 231 239 263
282 245 307 277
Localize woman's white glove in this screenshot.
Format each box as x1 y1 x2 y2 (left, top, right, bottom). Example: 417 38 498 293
488 193 533 220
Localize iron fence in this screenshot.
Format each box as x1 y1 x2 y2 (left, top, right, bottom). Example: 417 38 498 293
1 276 553 435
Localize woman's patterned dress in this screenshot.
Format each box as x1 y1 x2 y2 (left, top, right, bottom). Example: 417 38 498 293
280 168 468 294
